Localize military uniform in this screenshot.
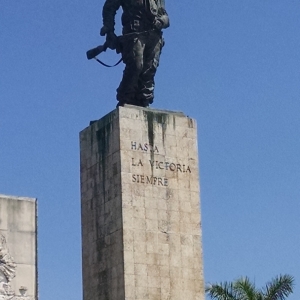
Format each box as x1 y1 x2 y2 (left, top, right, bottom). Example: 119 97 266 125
101 0 169 107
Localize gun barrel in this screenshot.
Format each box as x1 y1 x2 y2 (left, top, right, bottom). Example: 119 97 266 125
86 45 107 60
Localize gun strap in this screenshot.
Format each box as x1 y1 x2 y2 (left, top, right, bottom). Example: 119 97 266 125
93 57 123 67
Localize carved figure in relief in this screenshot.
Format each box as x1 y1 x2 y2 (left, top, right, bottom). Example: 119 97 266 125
0 233 31 300
0 233 16 298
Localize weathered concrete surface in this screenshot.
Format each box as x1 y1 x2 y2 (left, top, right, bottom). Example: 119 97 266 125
80 105 204 300
0 194 37 300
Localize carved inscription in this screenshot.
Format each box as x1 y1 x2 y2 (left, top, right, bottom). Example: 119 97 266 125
131 141 159 153
132 174 168 186
131 141 192 186
132 158 191 173
149 160 191 173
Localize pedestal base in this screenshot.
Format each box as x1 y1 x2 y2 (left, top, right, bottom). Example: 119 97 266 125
80 106 204 300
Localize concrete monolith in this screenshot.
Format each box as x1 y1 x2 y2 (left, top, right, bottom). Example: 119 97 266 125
80 106 204 300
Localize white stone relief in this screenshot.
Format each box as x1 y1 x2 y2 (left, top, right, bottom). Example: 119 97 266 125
0 233 32 300
0 232 16 300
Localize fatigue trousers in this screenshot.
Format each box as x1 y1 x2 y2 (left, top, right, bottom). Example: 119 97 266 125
117 30 164 107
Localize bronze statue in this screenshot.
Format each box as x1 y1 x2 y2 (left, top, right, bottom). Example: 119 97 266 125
100 0 170 107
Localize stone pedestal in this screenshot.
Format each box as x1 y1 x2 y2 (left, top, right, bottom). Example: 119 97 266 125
0 194 37 300
80 106 204 300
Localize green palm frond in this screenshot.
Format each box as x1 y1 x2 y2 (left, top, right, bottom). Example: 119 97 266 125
206 274 294 300
206 282 237 300
263 275 294 300
233 277 258 300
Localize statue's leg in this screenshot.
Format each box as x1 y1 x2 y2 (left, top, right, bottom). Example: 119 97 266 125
136 33 164 107
116 36 145 106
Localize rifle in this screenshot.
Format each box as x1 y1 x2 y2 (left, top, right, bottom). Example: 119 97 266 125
86 30 155 67
86 43 108 60
86 41 122 67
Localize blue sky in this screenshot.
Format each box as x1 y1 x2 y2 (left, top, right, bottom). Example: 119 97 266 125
1 1 299 299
